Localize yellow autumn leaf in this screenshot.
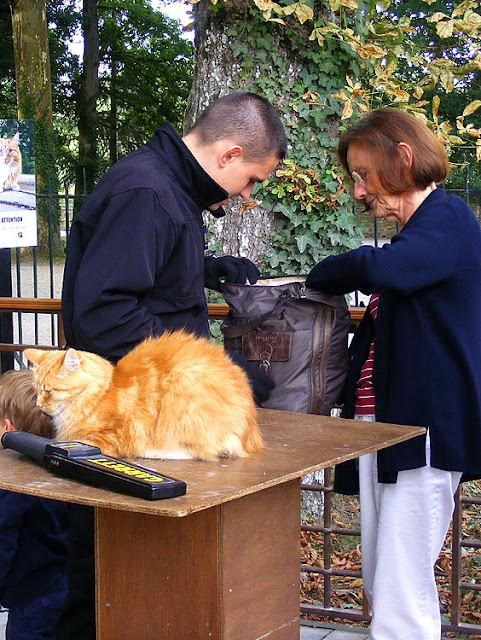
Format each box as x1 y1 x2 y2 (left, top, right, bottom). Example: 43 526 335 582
388 88 410 103
473 53 481 70
413 86 424 99
447 135 466 145
465 124 481 137
462 100 481 117
440 68 454 92
462 9 481 31
309 28 324 45
432 95 440 122
356 101 370 114
332 88 349 101
269 0 285 12
477 140 481 162
439 120 453 135
436 19 455 38
357 44 385 60
295 2 314 24
341 99 354 120
452 0 478 18
253 0 269 10
427 12 450 22
410 100 430 109
302 91 321 103
282 3 297 15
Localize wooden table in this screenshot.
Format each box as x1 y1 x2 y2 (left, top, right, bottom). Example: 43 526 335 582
0 408 424 640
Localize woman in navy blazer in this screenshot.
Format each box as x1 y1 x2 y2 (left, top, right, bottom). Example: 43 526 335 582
306 107 481 640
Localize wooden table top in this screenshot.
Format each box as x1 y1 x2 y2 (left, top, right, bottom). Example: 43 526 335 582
0 408 424 518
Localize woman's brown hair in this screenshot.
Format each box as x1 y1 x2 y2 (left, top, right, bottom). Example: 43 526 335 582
0 369 54 437
338 107 450 194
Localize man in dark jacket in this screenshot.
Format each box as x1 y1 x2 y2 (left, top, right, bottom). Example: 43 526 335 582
57 92 287 640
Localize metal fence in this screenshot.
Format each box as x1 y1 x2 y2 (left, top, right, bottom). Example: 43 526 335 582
1 177 480 635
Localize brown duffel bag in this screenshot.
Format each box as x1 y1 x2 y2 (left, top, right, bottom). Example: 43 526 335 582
220 276 350 415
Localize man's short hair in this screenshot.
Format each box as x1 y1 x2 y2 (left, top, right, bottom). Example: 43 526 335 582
190 92 288 163
0 369 54 438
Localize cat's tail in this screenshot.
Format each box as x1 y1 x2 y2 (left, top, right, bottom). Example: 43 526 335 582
240 413 264 455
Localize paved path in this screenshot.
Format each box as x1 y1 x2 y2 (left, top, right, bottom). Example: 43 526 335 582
0 609 369 640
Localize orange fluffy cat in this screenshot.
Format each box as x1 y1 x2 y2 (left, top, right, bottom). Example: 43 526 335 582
24 331 263 461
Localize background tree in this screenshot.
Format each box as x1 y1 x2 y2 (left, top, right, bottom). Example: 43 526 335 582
97 0 193 166
0 3 16 119
76 0 99 197
9 0 61 252
187 0 364 274
1 0 194 232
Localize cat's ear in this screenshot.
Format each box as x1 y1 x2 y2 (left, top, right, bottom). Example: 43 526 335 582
61 348 82 373
24 348 48 366
11 132 19 145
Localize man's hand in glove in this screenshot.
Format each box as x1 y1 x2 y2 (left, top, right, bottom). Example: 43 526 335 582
227 350 275 406
204 256 261 292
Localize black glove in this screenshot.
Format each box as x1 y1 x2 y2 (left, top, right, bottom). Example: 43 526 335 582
204 256 261 292
227 350 275 406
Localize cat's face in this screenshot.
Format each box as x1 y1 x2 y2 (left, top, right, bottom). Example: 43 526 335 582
24 348 99 420
0 132 21 168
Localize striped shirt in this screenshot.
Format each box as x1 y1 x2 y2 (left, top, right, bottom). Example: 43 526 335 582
354 293 379 415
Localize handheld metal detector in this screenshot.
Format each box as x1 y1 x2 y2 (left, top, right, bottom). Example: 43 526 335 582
1 431 186 501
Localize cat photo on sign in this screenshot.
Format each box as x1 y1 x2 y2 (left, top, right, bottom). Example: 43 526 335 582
24 331 264 461
0 119 37 249
0 131 22 192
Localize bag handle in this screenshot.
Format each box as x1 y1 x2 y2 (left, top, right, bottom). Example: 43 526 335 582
221 293 294 339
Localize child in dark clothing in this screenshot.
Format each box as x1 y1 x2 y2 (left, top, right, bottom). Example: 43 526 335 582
0 370 70 640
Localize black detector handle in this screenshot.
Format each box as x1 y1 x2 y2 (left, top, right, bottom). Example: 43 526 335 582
1 431 51 462
1 431 187 501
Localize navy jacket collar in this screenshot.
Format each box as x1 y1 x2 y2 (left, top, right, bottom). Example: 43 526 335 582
147 123 228 216
403 187 445 231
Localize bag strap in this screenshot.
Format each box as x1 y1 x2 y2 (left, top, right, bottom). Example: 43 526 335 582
221 293 295 339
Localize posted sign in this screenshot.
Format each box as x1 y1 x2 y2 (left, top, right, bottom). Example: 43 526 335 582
0 210 38 249
0 119 37 248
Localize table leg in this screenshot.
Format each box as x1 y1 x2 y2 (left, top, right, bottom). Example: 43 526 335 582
96 479 300 639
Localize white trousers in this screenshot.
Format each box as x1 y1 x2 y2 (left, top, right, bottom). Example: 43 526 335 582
357 415 462 640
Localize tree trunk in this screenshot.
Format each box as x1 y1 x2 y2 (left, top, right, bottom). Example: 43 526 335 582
10 0 61 253
185 0 298 263
186 1 351 271
75 0 99 205
109 57 118 166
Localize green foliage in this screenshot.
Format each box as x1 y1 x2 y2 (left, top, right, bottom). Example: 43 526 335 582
43 0 193 184
0 4 17 120
226 5 363 274
377 0 481 190
97 0 193 157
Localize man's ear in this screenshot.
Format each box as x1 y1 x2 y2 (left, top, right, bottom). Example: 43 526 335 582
4 419 16 432
219 145 243 168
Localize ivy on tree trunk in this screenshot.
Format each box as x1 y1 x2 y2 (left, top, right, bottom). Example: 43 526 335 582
10 0 61 254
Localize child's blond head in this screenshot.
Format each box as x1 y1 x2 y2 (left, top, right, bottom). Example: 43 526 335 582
0 369 54 438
